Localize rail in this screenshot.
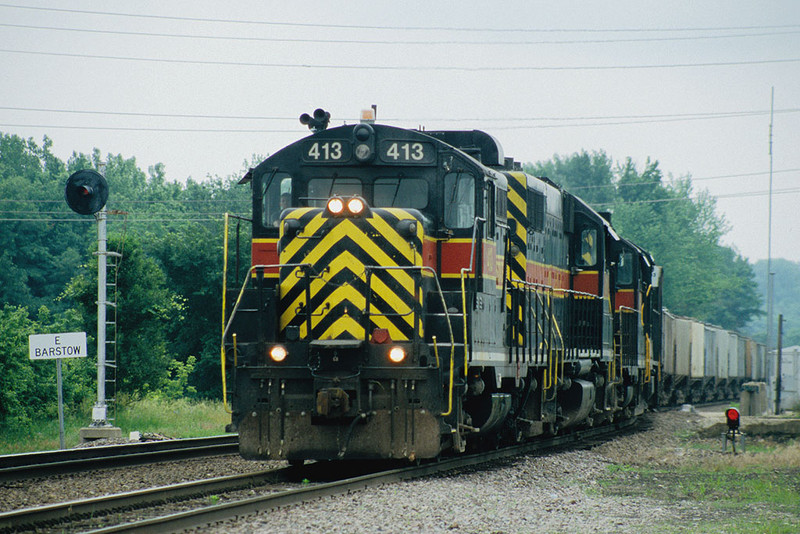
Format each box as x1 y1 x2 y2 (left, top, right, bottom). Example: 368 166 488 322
68 419 637 533
0 435 238 483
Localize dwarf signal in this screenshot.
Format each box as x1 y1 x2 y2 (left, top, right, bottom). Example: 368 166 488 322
726 407 740 431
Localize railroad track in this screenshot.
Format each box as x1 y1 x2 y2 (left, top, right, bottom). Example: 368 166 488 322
0 435 238 482
1 419 637 533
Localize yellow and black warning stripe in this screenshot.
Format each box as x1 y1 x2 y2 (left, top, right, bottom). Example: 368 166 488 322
278 208 423 342
505 171 529 347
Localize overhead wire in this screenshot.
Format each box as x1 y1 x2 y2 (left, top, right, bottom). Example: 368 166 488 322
2 109 798 134
2 48 798 71
2 22 798 46
2 4 799 33
2 105 798 122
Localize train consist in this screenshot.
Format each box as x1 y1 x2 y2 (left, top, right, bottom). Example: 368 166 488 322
222 110 764 463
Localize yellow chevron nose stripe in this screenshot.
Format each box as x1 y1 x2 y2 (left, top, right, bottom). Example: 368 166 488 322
278 208 423 341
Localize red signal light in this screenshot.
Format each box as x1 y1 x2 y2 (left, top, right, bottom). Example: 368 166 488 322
725 407 740 431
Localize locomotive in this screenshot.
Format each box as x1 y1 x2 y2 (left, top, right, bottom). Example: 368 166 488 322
221 109 754 463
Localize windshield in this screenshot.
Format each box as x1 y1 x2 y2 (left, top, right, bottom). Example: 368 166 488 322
263 173 293 228
374 177 428 209
307 177 362 207
443 172 475 229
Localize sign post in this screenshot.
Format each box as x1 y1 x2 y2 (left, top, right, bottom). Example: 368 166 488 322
29 332 88 449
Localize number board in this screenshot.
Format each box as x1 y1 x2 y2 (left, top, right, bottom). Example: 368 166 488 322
379 140 436 164
302 140 352 163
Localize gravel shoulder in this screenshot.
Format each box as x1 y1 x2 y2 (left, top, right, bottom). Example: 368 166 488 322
4 410 798 533
194 410 800 534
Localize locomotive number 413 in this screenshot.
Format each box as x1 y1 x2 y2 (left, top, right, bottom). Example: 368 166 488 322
306 141 346 161
379 141 434 164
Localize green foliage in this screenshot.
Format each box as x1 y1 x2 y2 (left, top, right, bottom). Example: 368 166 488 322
0 398 230 453
745 259 800 346
0 130 251 425
0 134 90 312
526 152 761 330
161 355 198 399
0 304 88 427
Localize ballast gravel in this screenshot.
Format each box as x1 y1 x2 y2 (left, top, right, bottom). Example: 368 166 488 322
193 411 725 534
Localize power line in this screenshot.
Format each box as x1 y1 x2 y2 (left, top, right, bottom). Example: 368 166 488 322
2 4 798 34
2 48 798 71
566 168 800 191
0 123 297 133
3 105 798 123
3 109 798 134
1 187 797 217
2 22 798 46
591 186 800 208
0 217 238 222
0 169 796 206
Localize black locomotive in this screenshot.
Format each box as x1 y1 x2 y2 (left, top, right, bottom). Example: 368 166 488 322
222 109 755 463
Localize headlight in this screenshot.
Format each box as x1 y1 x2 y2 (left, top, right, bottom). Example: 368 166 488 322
388 346 406 363
269 345 288 362
347 197 365 215
327 197 344 215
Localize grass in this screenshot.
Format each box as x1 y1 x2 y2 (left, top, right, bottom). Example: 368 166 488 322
0 397 231 454
599 438 800 533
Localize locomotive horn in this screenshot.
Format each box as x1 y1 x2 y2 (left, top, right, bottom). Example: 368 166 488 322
299 108 331 132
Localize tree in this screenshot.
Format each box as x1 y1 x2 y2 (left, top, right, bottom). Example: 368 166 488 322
1 131 252 409
0 134 89 312
529 150 616 206
525 154 761 330
62 236 185 395
0 305 89 425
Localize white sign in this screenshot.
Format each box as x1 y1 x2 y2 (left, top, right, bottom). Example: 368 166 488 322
28 332 88 360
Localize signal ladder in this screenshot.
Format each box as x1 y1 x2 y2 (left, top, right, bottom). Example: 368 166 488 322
103 250 123 425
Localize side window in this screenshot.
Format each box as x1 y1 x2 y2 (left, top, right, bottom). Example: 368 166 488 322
484 183 495 235
527 190 546 232
617 251 633 286
263 174 292 228
374 177 428 209
495 186 506 222
307 177 362 207
577 227 597 267
443 172 475 229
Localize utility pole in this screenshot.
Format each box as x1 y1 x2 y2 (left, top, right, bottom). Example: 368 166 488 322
766 87 775 411
775 315 783 415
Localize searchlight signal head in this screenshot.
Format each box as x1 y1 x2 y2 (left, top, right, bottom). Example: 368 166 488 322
299 108 331 132
65 169 109 215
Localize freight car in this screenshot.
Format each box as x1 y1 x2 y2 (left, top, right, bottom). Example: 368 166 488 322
660 312 766 406
221 109 758 463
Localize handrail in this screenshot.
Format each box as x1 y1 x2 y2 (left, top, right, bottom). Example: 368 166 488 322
507 278 565 399
644 333 652 384
458 216 486 378
547 296 565 402
460 269 470 378
220 214 232 414
223 262 312 341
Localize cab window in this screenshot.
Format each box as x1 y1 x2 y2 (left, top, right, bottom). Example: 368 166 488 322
443 172 475 229
577 228 597 267
374 177 428 209
307 177 362 207
263 174 292 228
617 251 633 286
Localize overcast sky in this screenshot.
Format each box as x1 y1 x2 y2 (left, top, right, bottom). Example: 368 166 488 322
1 1 798 264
